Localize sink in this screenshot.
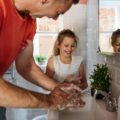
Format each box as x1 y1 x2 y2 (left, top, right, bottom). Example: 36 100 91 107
59 93 95 120
117 96 120 120
94 99 117 120
58 93 117 120
31 93 118 120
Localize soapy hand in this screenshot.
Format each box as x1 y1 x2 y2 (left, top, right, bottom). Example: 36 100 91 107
48 83 68 110
48 83 85 110
58 83 85 110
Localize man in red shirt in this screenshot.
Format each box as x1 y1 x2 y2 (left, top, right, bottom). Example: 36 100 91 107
0 0 79 119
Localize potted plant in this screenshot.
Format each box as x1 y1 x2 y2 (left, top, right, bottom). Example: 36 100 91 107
35 55 47 65
89 63 112 98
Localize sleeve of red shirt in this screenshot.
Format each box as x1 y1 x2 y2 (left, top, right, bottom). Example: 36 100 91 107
21 19 36 48
27 19 36 41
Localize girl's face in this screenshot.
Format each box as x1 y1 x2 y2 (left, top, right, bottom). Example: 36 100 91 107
113 37 120 52
58 37 76 57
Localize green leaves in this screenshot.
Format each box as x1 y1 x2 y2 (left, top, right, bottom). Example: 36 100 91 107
89 64 112 92
35 55 47 63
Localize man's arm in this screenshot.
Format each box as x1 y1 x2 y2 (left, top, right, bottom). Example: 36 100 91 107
0 77 50 108
0 76 67 108
15 40 58 91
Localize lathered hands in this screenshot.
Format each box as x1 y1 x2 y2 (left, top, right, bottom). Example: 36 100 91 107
48 83 85 110
59 83 85 109
48 83 69 109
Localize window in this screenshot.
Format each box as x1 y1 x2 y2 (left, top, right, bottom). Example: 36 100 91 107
99 0 120 54
33 16 63 67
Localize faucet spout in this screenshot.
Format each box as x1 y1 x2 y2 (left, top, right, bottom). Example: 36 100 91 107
94 90 110 102
94 90 118 112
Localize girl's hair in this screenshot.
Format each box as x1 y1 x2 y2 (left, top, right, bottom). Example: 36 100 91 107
111 29 120 46
53 29 78 56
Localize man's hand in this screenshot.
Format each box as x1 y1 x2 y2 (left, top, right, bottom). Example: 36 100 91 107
59 83 85 109
47 83 69 110
47 83 85 110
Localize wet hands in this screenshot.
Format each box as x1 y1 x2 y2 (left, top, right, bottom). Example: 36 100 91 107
48 83 85 110
48 83 69 110
59 83 85 110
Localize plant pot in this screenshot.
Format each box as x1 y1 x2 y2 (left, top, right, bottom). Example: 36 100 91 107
91 87 95 97
91 88 104 99
96 93 104 99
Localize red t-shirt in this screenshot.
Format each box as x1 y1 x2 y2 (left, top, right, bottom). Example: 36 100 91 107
0 0 36 75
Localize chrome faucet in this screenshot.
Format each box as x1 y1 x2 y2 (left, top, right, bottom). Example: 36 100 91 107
94 90 118 112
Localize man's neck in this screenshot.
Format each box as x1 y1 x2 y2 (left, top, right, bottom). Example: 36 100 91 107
17 10 30 18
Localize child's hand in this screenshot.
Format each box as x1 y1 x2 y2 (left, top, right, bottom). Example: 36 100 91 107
64 74 76 82
65 75 82 82
64 75 82 88
64 74 79 82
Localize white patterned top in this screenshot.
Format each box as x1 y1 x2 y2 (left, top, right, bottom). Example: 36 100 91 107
53 55 83 82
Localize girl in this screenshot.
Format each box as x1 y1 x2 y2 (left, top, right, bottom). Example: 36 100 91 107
46 29 87 89
46 29 88 120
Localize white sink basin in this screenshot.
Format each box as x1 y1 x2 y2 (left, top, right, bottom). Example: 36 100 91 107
117 96 120 120
94 99 117 120
32 94 118 120
59 93 117 120
59 94 95 120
